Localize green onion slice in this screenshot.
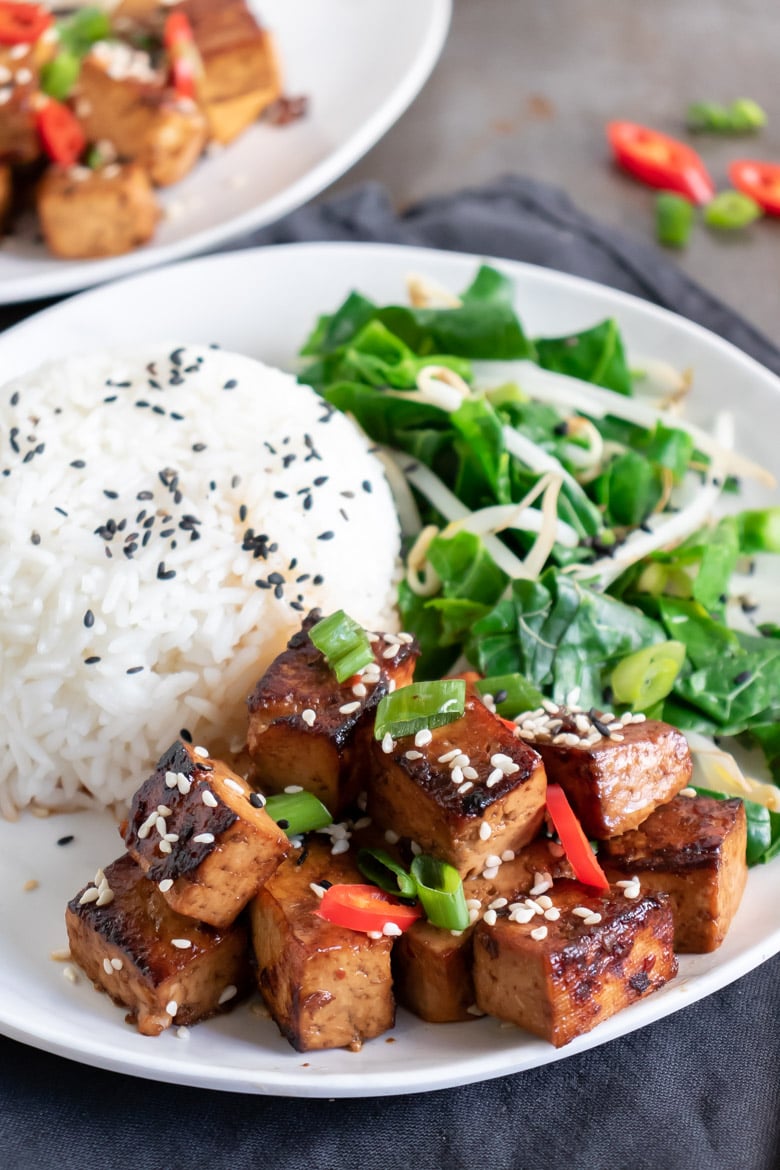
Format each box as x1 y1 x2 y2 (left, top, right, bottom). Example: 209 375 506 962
410 854 470 931
309 609 373 683
356 847 417 899
264 791 332 837
374 679 466 740
610 640 686 710
475 673 544 719
704 191 762 230
57 7 112 56
40 52 81 101
655 192 695 249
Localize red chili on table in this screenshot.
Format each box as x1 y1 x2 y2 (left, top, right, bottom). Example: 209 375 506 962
607 121 715 205
545 783 610 890
0 1 52 46
729 160 780 216
316 883 422 934
36 99 86 167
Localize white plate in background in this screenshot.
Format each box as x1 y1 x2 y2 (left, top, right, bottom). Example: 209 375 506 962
0 240 778 1097
0 0 451 303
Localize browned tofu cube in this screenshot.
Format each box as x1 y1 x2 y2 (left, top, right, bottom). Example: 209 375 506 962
601 793 748 953
182 0 282 144
247 612 418 815
124 740 288 929
36 162 159 259
521 707 692 838
0 73 41 165
77 54 207 186
249 840 395 1052
66 853 252 1036
367 693 547 878
0 164 10 228
394 839 573 1023
472 879 677 1047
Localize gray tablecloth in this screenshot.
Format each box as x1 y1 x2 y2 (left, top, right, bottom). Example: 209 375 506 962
1 176 779 1170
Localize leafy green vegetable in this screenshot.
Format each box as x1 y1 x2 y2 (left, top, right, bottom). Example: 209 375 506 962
694 787 780 865
736 507 780 554
474 673 545 717
56 7 112 56
592 449 662 527
534 319 632 396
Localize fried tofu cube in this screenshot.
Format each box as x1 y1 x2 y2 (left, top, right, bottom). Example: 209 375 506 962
36 162 159 259
367 694 547 878
472 879 677 1047
247 612 418 815
0 73 41 164
249 840 395 1052
0 164 10 228
528 712 692 838
77 54 207 186
124 740 288 929
182 0 282 144
601 793 748 953
66 853 252 1036
393 840 573 1023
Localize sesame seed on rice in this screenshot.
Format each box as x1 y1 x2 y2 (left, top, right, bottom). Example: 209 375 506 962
218 985 238 1004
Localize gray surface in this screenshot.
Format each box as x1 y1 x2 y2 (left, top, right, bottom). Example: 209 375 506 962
328 0 780 340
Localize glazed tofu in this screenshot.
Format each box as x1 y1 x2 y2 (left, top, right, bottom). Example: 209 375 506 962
124 740 288 929
36 162 159 259
394 840 573 1023
66 854 252 1036
0 73 41 165
0 165 10 228
601 794 748 953
367 693 547 877
76 53 207 186
522 708 692 838
182 0 282 143
247 612 418 815
249 840 395 1052
472 879 677 1047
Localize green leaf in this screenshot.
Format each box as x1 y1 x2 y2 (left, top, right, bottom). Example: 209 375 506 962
691 516 739 612
594 449 662 527
534 318 632 395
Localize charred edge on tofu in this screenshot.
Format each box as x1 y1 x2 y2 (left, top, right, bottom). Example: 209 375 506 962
601 796 745 873
124 740 239 882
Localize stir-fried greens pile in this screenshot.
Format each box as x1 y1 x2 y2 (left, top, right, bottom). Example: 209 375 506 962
297 265 780 856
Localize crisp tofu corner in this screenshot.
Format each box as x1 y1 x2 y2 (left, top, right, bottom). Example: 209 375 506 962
36 163 159 259
249 840 395 1052
367 693 547 878
66 854 252 1036
472 879 678 1047
124 740 288 929
247 611 418 815
601 793 748 953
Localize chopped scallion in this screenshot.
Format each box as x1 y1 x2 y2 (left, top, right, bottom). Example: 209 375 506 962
374 679 466 740
655 192 695 249
704 191 762 230
410 854 469 931
309 609 373 683
264 791 332 837
356 848 417 898
610 640 686 710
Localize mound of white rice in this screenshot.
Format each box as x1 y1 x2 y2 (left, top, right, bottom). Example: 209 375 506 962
0 344 401 817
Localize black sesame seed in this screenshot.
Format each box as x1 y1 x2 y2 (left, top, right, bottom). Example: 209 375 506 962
303 495 312 511
589 710 612 738
170 348 185 368
83 610 95 628
734 670 753 686
239 504 247 522
319 879 333 890
159 528 175 538
192 442 206 452
135 400 149 409
31 532 41 545
10 428 19 453
126 666 144 675
104 395 117 404
313 476 328 487
317 531 334 541
57 835 74 846
249 792 266 809
282 454 296 468
277 818 290 830
104 490 118 500
152 405 166 416
294 846 309 866
22 450 34 464
494 689 508 704
137 490 153 501
84 656 101 665
157 562 176 581
255 579 271 589
274 491 288 499
231 475 241 489
362 480 372 493
268 572 284 585
223 379 237 390
149 379 161 390
290 601 304 612
288 558 297 570
70 459 86 469
54 506 68 517
180 727 193 743
274 583 284 599
10 391 19 406
312 574 324 585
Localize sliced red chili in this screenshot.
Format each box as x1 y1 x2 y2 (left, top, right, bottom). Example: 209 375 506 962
729 160 780 216
316 883 422 934
164 11 201 101
0 1 52 46
545 783 610 890
607 121 715 205
36 99 86 167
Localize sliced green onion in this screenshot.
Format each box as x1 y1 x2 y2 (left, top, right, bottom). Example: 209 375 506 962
704 191 762 230
736 507 780 554
264 791 332 837
655 192 695 249
410 854 469 931
610 640 686 710
374 679 466 740
356 848 417 898
40 52 81 101
474 673 544 718
56 7 112 57
687 98 767 134
309 610 373 683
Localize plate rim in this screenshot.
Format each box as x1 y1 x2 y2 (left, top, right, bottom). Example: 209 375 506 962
0 238 779 1097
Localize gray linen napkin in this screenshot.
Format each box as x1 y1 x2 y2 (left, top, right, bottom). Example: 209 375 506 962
1 177 779 1170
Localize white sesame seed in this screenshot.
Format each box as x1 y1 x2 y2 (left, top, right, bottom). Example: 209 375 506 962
610 733 625 743
466 1004 485 1016
353 816 371 830
154 816 167 836
50 949 72 963
410 840 422 856
544 907 561 921
78 887 100 906
530 926 548 941
384 829 400 844
468 907 481 923
95 889 115 907
63 965 79 984
110 957 123 970
224 778 244 795
623 884 641 900
381 732 395 754
218 985 238 1004
458 781 474 794
176 1026 190 1040
158 879 174 893
158 840 172 855
466 898 482 911
165 770 179 789
163 832 179 843
194 746 209 757
284 785 304 794
202 790 218 808
632 712 647 722
583 913 602 925
382 632 400 645
157 805 173 817
509 907 535 924
414 728 433 747
382 645 397 659
450 753 470 768
331 839 350 855
536 894 553 910
481 866 499 880
309 883 326 898
479 822 492 841
102 958 114 975
339 701 361 715
382 922 403 937
488 897 508 910
301 708 316 727
193 832 215 845
572 906 594 918
524 898 543 914
501 850 515 862
486 854 502 867
486 768 503 787
437 748 461 763
166 1000 178 1016
9 44 28 60
171 939 192 949
352 683 367 698
388 680 397 693
483 909 498 926
680 787 697 797
366 930 383 940
450 766 464 784
405 750 423 760
462 766 479 780
177 775 192 795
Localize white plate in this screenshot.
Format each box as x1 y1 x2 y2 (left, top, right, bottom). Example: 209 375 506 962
0 0 450 304
0 241 778 1098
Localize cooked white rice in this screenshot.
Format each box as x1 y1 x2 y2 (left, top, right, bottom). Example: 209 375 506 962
0 344 401 817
